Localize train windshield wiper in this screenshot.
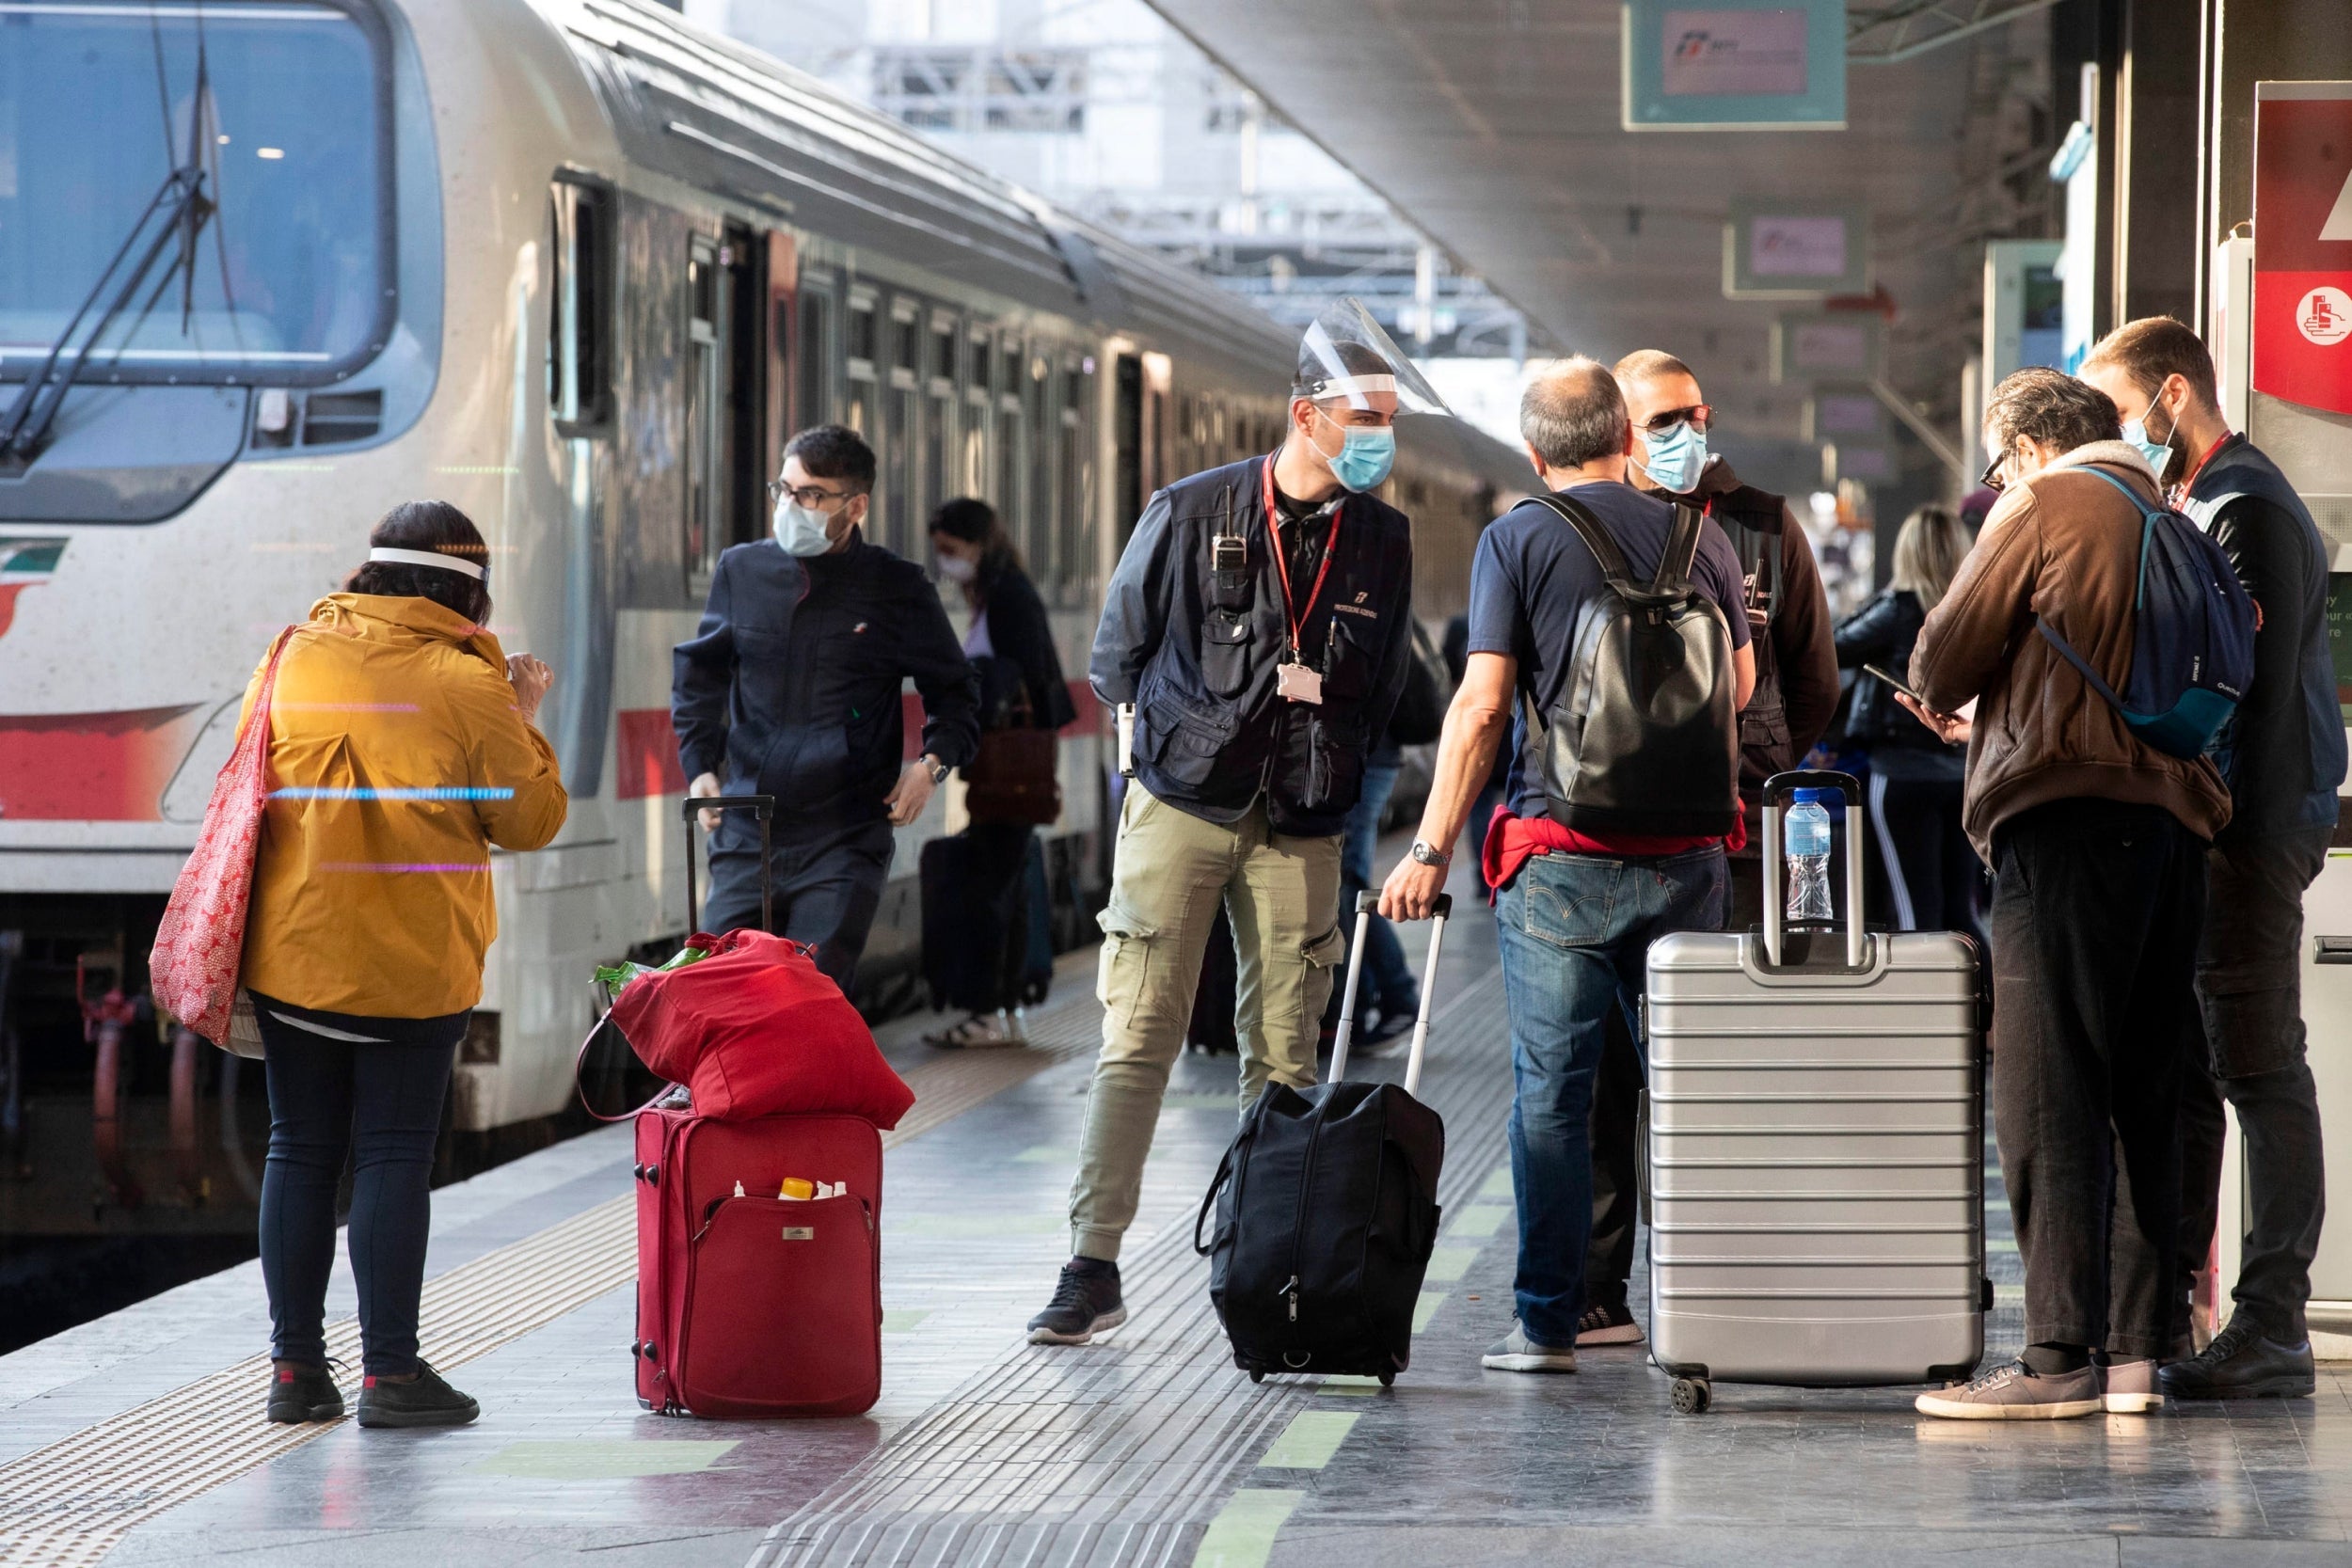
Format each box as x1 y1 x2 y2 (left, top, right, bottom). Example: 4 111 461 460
0 159 215 467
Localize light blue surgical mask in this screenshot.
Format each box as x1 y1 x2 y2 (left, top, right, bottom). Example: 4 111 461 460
2121 402 2180 483
773 497 838 557
1639 422 1707 495
1318 417 1396 492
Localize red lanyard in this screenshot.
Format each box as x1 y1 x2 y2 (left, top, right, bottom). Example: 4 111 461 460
1261 456 1344 659
2175 430 2234 503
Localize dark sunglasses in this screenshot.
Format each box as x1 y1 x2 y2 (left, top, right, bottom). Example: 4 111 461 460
1979 452 2010 494
1640 404 1713 436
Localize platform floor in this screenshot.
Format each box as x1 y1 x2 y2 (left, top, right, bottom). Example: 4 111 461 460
3 859 2349 1567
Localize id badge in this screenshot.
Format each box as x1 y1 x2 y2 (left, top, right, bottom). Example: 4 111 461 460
1276 661 1324 705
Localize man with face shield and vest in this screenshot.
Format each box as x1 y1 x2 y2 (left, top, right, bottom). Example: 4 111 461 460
672 424 980 990
1027 302 1432 1344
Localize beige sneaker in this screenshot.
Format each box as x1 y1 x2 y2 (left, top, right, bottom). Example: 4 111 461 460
1915 1359 2102 1420
2100 1356 2164 1414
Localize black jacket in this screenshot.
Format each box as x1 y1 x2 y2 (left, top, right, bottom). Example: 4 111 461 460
1835 588 1942 748
2184 436 2348 841
972 557 1077 731
672 534 980 833
1090 455 1414 837
1668 457 1841 793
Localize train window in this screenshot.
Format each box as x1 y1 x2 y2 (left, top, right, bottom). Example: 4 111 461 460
797 277 834 429
547 179 612 432
924 382 953 523
1027 352 1055 581
996 404 1022 530
847 291 879 367
930 318 958 386
685 237 725 585
892 302 920 374
1059 355 1092 592
883 386 914 555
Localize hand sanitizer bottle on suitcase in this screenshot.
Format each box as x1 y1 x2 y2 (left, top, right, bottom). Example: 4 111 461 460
1784 789 1835 922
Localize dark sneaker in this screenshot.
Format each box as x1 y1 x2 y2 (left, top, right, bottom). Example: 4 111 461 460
356 1362 480 1429
1574 1300 1645 1347
264 1360 344 1423
2098 1355 2163 1414
1915 1359 2101 1420
1027 1258 1126 1345
2159 1313 2316 1401
1481 1322 1577 1373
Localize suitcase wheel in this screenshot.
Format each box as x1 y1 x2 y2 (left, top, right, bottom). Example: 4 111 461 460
1248 1370 1264 1384
1377 1371 1395 1388
1670 1377 1711 1416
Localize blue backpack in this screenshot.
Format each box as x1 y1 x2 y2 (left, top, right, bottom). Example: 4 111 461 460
2034 466 2256 760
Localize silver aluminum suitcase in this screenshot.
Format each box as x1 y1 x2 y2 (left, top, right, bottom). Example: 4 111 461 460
1644 770 1986 1413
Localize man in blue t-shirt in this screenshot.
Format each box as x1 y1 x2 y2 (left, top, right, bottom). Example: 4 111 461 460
1382 356 1753 1371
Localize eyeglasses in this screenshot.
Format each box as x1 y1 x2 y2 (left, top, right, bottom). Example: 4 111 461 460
1979 452 2010 494
766 480 854 508
1640 404 1713 436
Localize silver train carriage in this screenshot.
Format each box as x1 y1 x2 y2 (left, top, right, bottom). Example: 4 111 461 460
0 0 1520 1135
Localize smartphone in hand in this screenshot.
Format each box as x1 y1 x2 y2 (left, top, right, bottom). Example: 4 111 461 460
1863 663 1926 705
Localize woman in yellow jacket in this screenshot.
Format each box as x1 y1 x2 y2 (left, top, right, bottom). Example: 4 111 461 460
244 500 566 1430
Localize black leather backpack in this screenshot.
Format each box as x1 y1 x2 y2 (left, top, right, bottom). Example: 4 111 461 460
1529 492 1740 837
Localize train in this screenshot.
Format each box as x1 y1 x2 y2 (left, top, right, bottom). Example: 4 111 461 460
0 0 1522 1193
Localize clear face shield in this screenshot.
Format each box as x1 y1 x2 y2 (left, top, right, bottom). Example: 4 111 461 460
1293 297 1454 417
1290 298 1453 494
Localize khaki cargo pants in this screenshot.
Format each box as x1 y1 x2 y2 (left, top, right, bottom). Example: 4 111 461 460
1069 784 1344 1261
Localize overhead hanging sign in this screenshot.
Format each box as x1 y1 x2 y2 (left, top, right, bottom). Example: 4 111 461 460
2253 82 2352 417
1623 0 1846 133
1726 201 1869 298
1804 386 1884 441
1772 312 1883 382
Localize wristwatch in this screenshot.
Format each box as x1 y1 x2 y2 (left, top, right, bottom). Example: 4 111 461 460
1408 839 1452 868
925 755 950 785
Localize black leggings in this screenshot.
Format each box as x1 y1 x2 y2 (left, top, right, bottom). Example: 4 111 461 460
1866 769 1985 944
256 1001 463 1375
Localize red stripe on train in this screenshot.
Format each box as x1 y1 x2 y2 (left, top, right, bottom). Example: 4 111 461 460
0 705 204 821
613 682 1100 799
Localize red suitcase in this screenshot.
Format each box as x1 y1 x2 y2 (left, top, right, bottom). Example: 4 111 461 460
631 1105 883 1418
616 794 885 1418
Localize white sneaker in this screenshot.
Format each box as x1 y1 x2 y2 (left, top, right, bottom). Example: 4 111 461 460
1481 1323 1577 1373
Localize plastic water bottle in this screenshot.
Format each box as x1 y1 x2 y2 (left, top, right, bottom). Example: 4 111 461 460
1785 788 1836 923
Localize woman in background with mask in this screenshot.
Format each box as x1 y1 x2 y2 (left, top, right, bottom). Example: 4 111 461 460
1835 504 1983 946
924 499 1074 1046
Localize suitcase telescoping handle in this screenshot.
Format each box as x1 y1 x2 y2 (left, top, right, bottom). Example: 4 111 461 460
683 794 775 936
1330 890 1452 1098
1759 769 1866 968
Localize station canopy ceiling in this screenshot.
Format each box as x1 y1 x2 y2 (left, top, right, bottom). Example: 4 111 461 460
1144 0 2050 454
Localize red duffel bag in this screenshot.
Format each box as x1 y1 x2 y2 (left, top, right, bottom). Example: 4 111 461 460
607 929 914 1127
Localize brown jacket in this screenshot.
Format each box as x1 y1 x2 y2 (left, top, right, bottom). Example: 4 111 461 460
1910 440 2232 860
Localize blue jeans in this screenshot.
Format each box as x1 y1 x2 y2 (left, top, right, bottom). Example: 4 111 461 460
1496 845 1728 1345
1336 752 1418 1015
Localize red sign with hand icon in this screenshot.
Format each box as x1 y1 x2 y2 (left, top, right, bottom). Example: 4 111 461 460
2253 84 2352 415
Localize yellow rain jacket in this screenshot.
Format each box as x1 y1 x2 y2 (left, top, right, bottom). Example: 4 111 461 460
238 594 568 1018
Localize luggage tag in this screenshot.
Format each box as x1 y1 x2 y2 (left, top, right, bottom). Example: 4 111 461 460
1277 661 1324 705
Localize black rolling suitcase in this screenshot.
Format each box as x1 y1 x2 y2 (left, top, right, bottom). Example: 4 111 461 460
1194 893 1450 1384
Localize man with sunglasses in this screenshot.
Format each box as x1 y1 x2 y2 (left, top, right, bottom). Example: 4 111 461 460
1567 351 1840 1349
672 423 979 989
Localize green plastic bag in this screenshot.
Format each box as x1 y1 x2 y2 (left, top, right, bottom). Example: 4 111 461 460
594 941 711 999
